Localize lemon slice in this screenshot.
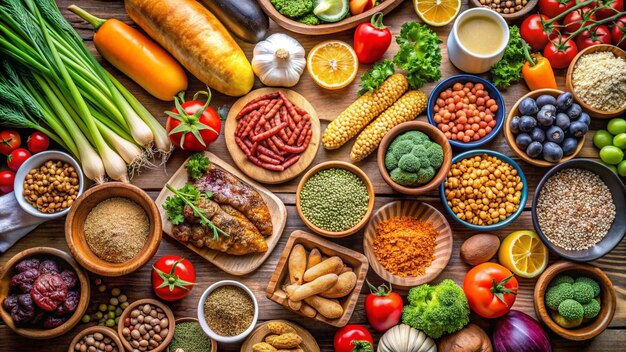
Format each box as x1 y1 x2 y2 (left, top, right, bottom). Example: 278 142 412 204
313 0 349 23
414 0 461 27
498 230 549 278
307 40 358 90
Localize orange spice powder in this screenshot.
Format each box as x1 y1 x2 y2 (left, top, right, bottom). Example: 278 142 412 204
373 217 438 277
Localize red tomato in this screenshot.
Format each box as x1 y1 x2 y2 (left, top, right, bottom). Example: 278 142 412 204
166 90 221 152
353 13 392 64
364 281 403 332
576 25 612 49
26 132 50 154
333 325 374 352
595 0 623 20
563 6 596 33
7 148 31 172
0 170 15 193
539 0 575 18
0 130 21 156
151 256 196 301
611 16 626 48
463 263 519 319
544 36 578 69
521 14 559 51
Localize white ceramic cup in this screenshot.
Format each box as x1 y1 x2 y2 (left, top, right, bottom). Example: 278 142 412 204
447 8 510 74
197 280 259 344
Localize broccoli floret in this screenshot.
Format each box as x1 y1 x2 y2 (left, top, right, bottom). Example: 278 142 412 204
582 299 601 319
296 13 320 25
411 144 428 158
271 0 313 18
384 151 398 171
402 279 470 339
416 166 435 184
550 275 575 287
545 283 575 310
392 140 415 157
551 310 583 329
398 154 421 172
558 299 584 321
390 168 418 186
426 142 444 168
398 131 429 145
575 277 600 297
572 282 594 304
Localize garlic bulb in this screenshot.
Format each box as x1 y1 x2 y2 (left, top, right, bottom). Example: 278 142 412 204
378 324 437 352
252 33 305 87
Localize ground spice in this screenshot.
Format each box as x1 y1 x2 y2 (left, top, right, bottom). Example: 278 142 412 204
83 197 149 263
169 321 212 352
572 51 626 112
203 286 254 336
373 217 438 277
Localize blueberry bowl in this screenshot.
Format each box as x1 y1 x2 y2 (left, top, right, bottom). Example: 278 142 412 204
503 89 587 167
439 149 528 231
427 74 505 149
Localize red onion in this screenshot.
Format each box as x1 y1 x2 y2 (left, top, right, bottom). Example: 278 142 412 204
493 310 552 352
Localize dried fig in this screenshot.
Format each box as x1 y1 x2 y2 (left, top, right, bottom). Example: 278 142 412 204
31 273 67 311
10 268 39 293
60 270 77 289
11 294 35 324
38 259 60 275
15 258 40 273
43 315 66 329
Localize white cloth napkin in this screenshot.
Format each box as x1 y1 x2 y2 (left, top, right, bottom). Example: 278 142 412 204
0 193 44 252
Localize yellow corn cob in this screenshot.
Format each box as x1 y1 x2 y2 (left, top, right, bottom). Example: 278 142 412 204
322 74 408 150
350 90 428 162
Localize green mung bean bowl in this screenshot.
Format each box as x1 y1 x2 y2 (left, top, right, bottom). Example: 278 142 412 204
296 161 376 238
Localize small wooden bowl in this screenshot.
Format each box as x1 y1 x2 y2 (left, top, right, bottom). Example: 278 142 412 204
65 182 162 277
167 317 217 352
0 247 90 339
363 201 453 288
534 261 617 341
117 299 175 352
257 0 404 35
266 230 369 328
468 0 538 23
377 121 452 195
296 161 375 238
68 326 125 352
566 45 626 118
504 88 586 167
241 320 320 352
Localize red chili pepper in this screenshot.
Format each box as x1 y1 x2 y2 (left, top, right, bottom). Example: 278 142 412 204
353 12 392 64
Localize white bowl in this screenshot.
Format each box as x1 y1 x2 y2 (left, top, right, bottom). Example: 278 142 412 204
197 280 259 344
447 8 510 74
13 150 84 220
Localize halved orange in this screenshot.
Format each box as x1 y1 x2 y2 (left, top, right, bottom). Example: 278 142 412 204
414 0 461 27
307 40 358 90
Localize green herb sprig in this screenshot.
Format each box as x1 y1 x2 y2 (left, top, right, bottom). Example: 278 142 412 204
185 153 210 179
490 26 527 89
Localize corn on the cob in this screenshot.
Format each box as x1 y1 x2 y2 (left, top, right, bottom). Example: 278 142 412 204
350 90 428 162
322 74 408 150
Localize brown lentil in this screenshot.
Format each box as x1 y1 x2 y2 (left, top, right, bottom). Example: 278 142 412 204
444 154 523 226
74 332 119 352
479 0 529 14
122 304 169 352
23 160 79 213
536 168 615 250
84 198 149 263
203 286 254 336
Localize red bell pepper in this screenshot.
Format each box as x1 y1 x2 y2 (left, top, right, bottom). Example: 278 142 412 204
353 12 392 64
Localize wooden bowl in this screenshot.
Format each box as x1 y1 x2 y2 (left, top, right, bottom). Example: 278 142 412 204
68 326 125 352
534 261 616 341
363 201 453 288
65 182 162 277
296 161 375 238
468 0 538 23
257 0 404 35
266 230 369 328
241 320 320 352
377 121 452 195
504 88 586 167
0 247 90 339
117 299 175 352
566 45 626 119
167 317 217 352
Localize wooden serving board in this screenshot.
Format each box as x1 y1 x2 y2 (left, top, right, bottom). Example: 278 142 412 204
224 88 321 184
155 152 287 276
240 320 320 352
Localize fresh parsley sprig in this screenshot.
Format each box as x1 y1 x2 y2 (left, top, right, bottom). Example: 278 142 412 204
185 153 210 179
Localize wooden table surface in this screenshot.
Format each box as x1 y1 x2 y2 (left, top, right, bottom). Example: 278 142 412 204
1 0 625 351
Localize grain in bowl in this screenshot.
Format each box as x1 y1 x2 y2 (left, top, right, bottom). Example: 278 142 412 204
203 285 255 337
571 51 626 112
23 160 80 213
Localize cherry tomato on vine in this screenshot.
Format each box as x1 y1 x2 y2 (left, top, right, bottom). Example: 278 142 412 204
0 170 15 193
611 16 626 48
0 130 21 156
544 36 578 69
333 325 374 352
539 0 575 18
595 0 623 20
151 256 196 301
576 25 612 50
364 281 403 332
521 14 559 51
7 148 31 172
563 6 596 33
464 262 519 319
26 132 50 154
166 90 221 152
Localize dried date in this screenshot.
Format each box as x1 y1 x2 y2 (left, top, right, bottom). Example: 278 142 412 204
43 315 66 329
31 273 67 312
38 259 60 275
62 291 80 314
60 270 77 289
3 295 18 312
15 258 40 273
10 268 39 293
11 294 35 324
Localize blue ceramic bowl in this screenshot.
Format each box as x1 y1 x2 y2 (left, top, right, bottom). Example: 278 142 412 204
427 74 505 149
439 149 528 231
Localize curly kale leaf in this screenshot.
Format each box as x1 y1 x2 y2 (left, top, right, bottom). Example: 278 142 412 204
394 22 442 89
490 26 527 89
